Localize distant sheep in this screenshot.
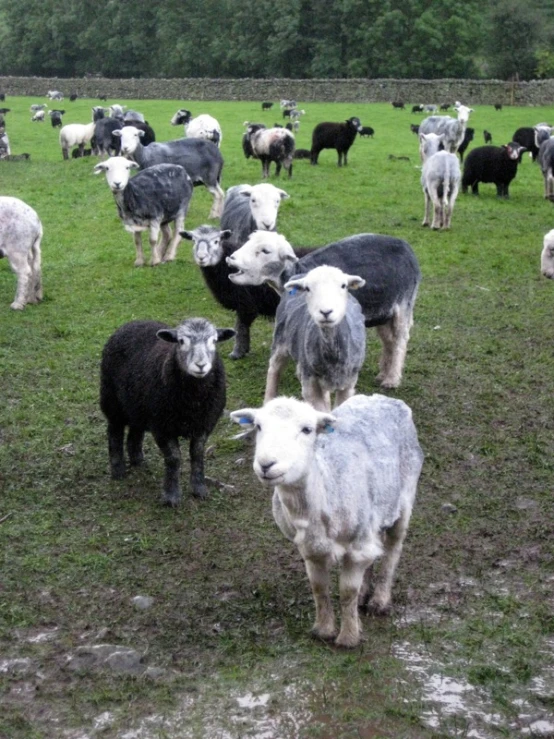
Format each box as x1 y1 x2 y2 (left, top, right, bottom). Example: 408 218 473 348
294 148 311 159
230 393 423 648
47 90 63 101
494 103 503 111
262 101 274 110
49 109 65 128
359 126 374 138
244 123 295 178
100 318 235 505
0 196 43 310
484 130 493 144
391 101 405 109
310 117 363 166
412 104 424 113
170 109 222 148
0 129 11 158
461 142 526 198
541 229 554 278
31 110 45 123
59 121 95 160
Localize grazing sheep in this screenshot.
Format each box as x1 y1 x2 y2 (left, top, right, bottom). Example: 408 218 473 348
391 101 405 109
31 110 45 123
461 142 526 198
46 90 63 101
419 103 474 154
227 230 421 389
100 317 235 505
412 104 424 113
49 109 65 128
59 121 95 160
359 126 375 138
440 103 450 111
69 93 78 102
423 104 438 113
244 123 295 178
541 229 554 278
310 117 363 166
457 127 475 163
494 103 503 111
264 265 367 410
3 153 30 161
420 147 461 230
484 130 493 144
294 148 311 159
230 393 423 648
94 157 193 266
537 134 554 201
117 126 224 218
280 99 297 110
170 109 222 148
0 196 43 310
262 101 274 110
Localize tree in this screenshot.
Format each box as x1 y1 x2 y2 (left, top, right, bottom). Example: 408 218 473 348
485 0 542 80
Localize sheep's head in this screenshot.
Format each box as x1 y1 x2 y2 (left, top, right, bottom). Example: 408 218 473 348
454 104 474 123
181 225 232 267
502 143 526 161
170 108 192 126
157 318 234 378
541 229 554 279
93 157 139 192
226 231 297 288
419 132 445 161
231 397 336 487
113 125 144 157
347 117 363 132
243 183 290 231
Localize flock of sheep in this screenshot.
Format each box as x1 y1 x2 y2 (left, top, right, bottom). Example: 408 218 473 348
1 92 553 648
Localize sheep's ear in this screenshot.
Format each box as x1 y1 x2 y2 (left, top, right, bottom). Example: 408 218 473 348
112 130 122 138
93 163 108 174
284 277 307 294
239 187 253 197
419 133 427 143
315 412 337 434
277 189 290 200
347 275 365 290
230 408 257 429
220 229 232 240
180 230 194 241
127 161 139 170
137 129 145 138
156 329 178 343
216 328 236 343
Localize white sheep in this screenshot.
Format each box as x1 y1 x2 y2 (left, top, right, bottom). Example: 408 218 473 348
31 110 46 122
265 265 366 411
0 196 43 310
419 133 461 230
94 157 193 267
230 393 424 648
59 122 95 160
170 109 222 148
541 229 554 278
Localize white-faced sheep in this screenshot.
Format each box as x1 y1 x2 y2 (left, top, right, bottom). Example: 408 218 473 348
94 157 193 266
310 117 363 166
541 229 554 278
0 196 43 310
59 121 96 160
230 393 423 648
461 142 526 198
419 133 461 229
265 265 367 411
227 231 421 389
244 124 295 178
419 103 473 154
116 125 224 218
100 317 235 505
170 109 222 148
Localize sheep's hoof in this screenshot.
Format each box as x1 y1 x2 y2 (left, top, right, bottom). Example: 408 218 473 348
229 350 247 360
110 465 126 480
161 492 181 507
334 632 361 649
311 625 336 642
191 484 209 500
379 377 400 390
366 599 392 617
134 260 144 268
10 302 25 310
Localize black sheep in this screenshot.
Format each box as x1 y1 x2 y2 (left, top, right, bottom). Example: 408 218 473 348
512 127 541 161
310 117 362 166
294 148 311 159
412 104 424 113
462 142 526 198
391 101 405 109
457 127 475 162
359 126 374 138
100 318 235 505
262 101 273 110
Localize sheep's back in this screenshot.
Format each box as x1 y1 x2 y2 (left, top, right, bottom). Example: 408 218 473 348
121 165 192 223
463 146 518 184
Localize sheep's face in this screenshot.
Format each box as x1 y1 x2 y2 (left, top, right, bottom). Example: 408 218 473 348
285 266 365 329
116 126 143 157
170 109 191 126
246 183 289 232
93 157 139 192
348 116 363 132
454 104 473 124
227 231 297 286
157 319 234 378
541 229 554 279
419 132 444 161
181 226 231 267
503 144 526 161
231 398 336 486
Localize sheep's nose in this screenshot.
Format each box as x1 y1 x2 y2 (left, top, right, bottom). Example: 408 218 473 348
260 461 275 475
195 362 206 372
262 221 273 230
113 181 122 189
320 309 333 319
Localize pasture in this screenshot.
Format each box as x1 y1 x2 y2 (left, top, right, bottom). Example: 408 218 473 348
1 97 553 738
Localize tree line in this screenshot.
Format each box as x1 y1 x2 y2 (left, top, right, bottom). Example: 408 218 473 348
0 0 552 81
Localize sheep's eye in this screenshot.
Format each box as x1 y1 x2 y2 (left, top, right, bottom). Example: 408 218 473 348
255 423 261 432
261 248 270 255
179 339 185 345
304 286 310 293
341 283 347 289
301 426 312 435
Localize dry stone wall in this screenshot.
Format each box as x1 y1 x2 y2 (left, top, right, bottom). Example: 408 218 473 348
1 76 553 106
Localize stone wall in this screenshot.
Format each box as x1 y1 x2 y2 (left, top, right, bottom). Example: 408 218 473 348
1 76 554 106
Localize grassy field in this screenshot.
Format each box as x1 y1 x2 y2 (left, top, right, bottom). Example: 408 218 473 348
1 96 553 738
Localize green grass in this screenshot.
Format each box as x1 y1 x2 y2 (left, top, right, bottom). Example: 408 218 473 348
1 96 554 738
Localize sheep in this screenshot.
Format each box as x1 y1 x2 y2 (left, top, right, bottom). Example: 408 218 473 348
69 93 78 102
59 121 95 160
289 109 305 121
94 157 193 267
93 117 123 157
3 153 30 161
512 126 547 162
440 103 450 111
423 104 438 113
0 129 11 158
122 120 156 147
31 110 45 123
108 104 126 119
310 117 363 166
92 106 106 122
100 317 235 505
461 142 526 198
49 109 65 128
0 92 5 101
123 110 145 124
47 90 63 101
264 266 367 410
420 147 461 230
262 101 274 110
541 229 554 278
359 126 374 138
170 109 222 148
0 196 43 310
391 101 405 109
419 103 473 154
494 103 503 111
280 99 296 110
537 135 554 201
181 182 290 359
484 129 493 144
457 126 475 163
244 123 295 178
31 102 48 111
294 148 311 159
230 393 423 648
0 108 10 114
411 104 424 113
227 230 421 389
410 123 420 135
116 126 225 218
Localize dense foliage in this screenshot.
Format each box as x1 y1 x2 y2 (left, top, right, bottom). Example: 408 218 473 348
0 0 552 80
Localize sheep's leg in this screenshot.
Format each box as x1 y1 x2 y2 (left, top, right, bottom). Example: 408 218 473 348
444 184 459 229
127 427 145 467
334 380 358 408
377 304 413 389
189 434 209 500
429 185 442 229
230 316 253 360
368 506 412 615
159 224 173 261
156 436 182 507
275 161 282 177
422 188 432 227
10 258 32 310
302 376 331 412
133 232 145 267
304 556 336 641
336 556 368 648
107 422 126 479
264 345 289 403
149 223 163 266
207 183 225 219
375 323 395 384
78 142 85 157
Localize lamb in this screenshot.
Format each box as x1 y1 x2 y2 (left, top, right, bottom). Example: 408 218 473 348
100 317 235 505
541 229 554 278
262 101 274 110
391 101 405 109
230 393 423 648
537 134 554 201
94 157 193 266
359 126 374 138
244 123 295 178
31 110 45 123
227 230 421 389
461 142 526 198
170 109 222 148
310 117 363 166
484 130 493 144
419 135 461 230
264 265 367 410
47 90 63 101
116 125 224 218
49 109 65 128
457 127 475 162
93 117 123 157
419 103 473 154
181 182 290 358
59 121 95 160
0 196 43 310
